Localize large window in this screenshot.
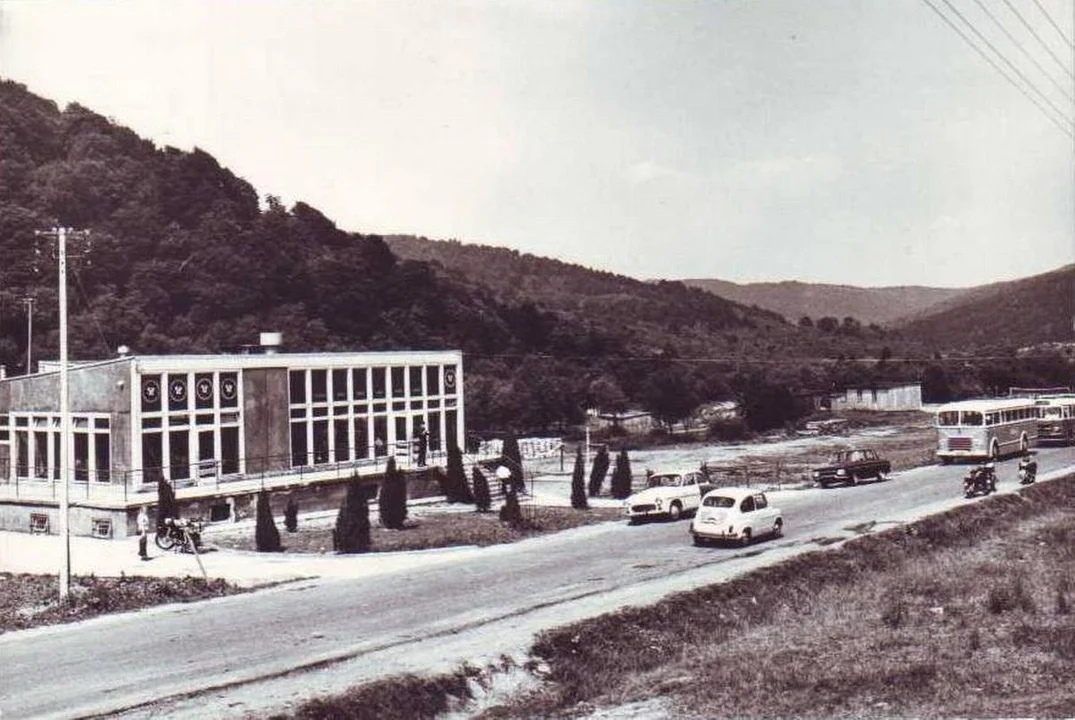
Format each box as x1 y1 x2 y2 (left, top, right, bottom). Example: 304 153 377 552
12 413 111 483
139 371 242 484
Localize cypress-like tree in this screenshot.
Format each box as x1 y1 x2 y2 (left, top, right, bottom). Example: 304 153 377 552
284 496 298 533
255 490 282 552
588 446 610 498
156 479 179 534
499 486 523 528
472 466 492 513
446 445 474 504
378 457 408 530
335 475 372 553
570 446 588 510
501 432 525 493
610 449 634 500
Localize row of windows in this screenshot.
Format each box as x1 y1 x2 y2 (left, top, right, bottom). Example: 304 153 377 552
289 409 458 468
7 413 112 483
141 372 240 413
288 365 457 405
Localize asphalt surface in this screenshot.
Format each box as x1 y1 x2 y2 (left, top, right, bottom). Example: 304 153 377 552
2 445 1073 720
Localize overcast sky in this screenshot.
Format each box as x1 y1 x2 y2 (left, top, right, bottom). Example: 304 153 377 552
1 0 1072 288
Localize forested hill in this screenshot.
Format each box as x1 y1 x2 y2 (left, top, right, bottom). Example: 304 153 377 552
681 278 967 327
892 265 1075 351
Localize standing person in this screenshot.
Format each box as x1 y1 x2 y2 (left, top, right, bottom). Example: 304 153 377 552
137 506 150 560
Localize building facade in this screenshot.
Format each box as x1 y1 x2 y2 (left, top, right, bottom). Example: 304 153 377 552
0 349 464 537
829 382 922 412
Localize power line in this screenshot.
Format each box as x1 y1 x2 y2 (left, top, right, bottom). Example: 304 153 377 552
920 0 1074 138
970 0 1073 103
939 0 1074 124
1000 0 1075 79
1029 0 1074 50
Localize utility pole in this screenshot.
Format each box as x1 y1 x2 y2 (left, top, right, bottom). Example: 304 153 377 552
34 226 89 602
22 297 33 375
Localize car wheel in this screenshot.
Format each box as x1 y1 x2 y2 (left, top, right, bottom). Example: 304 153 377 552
668 502 682 522
772 518 783 538
850 473 859 486
819 481 829 489
876 470 888 482
740 528 752 547
628 517 641 526
692 534 707 547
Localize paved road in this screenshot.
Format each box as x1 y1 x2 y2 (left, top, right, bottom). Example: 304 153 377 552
2 447 1073 720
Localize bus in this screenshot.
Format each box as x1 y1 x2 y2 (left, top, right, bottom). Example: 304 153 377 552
1035 395 1075 445
935 398 1039 463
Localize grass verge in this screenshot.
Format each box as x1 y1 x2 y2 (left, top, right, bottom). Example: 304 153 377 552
273 475 1075 720
0 573 245 634
211 506 623 554
514 475 1075 719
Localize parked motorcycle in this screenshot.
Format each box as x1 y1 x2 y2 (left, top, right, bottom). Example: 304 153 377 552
1018 453 1038 485
155 517 204 552
963 462 997 498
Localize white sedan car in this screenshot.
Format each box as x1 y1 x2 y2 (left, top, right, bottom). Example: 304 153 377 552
624 469 712 523
689 487 783 546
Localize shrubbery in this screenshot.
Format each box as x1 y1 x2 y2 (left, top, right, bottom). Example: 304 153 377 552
335 476 372 553
254 490 282 552
610 449 634 500
378 457 408 530
472 467 492 513
570 446 588 510
588 446 610 497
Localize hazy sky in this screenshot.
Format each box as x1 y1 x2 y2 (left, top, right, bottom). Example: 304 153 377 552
1 0 1072 288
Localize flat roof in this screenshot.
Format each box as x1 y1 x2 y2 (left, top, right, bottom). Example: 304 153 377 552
8 349 463 385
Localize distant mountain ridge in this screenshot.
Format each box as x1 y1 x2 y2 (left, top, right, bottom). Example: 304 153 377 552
680 278 968 327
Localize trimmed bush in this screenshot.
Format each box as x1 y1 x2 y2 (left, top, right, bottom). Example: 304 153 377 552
502 433 525 493
571 446 588 510
446 445 474 504
255 490 282 552
472 467 492 513
588 446 610 497
378 457 408 530
499 487 523 528
610 449 634 500
284 497 298 533
335 475 372 553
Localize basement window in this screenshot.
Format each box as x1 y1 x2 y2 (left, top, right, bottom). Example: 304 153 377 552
30 513 50 534
91 518 113 539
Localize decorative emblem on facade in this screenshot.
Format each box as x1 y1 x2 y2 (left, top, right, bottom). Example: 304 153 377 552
221 377 237 401
196 377 214 402
169 378 187 403
444 368 456 390
142 379 160 404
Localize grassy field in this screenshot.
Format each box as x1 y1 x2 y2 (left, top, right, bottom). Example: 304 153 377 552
276 475 1075 720
211 505 624 554
0 574 244 634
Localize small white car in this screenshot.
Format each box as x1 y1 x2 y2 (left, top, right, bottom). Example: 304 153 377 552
624 469 712 523
689 487 783 546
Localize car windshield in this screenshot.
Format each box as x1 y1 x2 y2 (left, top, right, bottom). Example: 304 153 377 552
648 474 682 488
702 495 736 508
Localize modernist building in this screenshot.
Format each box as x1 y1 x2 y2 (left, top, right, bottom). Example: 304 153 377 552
0 345 464 537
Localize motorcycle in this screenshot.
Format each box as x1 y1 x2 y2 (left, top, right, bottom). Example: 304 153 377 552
1018 454 1038 485
155 517 204 552
963 462 997 498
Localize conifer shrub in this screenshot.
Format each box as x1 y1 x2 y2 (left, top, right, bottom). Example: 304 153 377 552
499 487 524 528
255 490 282 552
472 467 492 513
446 445 474 504
284 496 298 533
588 446 610 497
335 475 372 553
378 457 408 530
502 432 526 493
571 446 589 510
610 449 634 500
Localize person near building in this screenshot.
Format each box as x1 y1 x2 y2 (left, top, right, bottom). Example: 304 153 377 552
137 506 150 560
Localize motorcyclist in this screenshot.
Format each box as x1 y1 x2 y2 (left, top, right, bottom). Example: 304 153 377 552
1018 451 1037 484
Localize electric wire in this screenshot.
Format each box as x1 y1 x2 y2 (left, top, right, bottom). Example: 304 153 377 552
919 0 1074 138
1029 0 1074 49
970 0 1073 103
1000 0 1075 79
939 0 1074 125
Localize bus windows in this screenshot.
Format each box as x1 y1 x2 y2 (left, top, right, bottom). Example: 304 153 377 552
962 411 983 426
938 411 960 427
